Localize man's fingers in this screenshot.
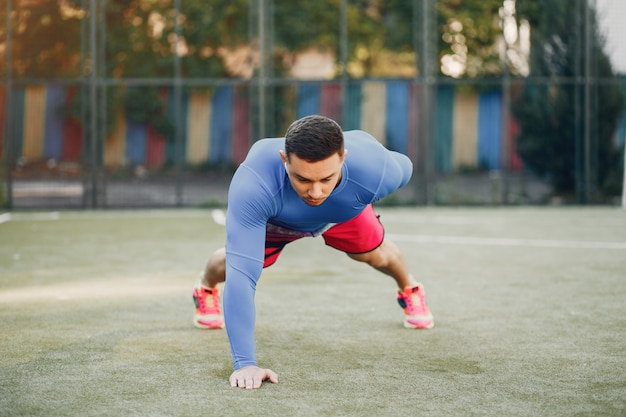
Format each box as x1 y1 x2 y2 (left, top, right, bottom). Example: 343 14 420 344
229 367 278 389
230 376 248 389
246 376 257 389
266 369 279 384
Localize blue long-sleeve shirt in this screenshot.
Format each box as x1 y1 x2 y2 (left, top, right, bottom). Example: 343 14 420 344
223 130 413 370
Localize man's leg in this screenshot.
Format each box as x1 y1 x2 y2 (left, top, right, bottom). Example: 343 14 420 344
323 206 434 329
349 241 433 329
201 247 226 288
193 247 227 329
322 205 417 291
347 238 417 290
194 226 302 329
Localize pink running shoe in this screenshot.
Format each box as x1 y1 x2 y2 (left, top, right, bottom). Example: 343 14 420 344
397 284 434 329
193 285 224 329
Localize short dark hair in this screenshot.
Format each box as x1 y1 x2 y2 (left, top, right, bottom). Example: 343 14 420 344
284 115 344 162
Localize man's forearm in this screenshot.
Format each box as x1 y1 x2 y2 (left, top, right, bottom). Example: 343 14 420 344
223 270 259 370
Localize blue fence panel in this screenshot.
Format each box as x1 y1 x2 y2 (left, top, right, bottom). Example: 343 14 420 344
43 85 65 159
296 83 321 119
210 86 234 163
385 80 410 154
478 91 502 170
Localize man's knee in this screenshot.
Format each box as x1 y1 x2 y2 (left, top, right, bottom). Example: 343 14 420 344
348 244 388 269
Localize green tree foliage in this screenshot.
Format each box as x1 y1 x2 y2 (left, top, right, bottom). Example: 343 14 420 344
274 1 343 52
102 0 249 79
179 1 249 78
3 0 623 190
437 0 504 77
2 0 83 78
3 1 520 81
512 0 624 196
104 0 176 78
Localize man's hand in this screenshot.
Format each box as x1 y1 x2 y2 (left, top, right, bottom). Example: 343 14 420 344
229 366 278 389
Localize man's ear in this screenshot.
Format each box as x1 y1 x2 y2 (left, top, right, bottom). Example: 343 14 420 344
341 149 348 162
279 150 287 164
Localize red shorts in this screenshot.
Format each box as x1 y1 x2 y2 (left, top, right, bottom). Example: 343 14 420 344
263 204 384 267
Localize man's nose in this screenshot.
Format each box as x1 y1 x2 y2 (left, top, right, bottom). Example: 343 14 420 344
308 183 323 198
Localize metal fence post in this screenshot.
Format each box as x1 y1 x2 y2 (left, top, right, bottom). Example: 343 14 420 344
174 0 183 206
99 0 108 207
89 0 98 208
258 0 266 140
500 14 511 205
575 0 583 203
420 0 435 205
3 0 13 209
339 0 348 127
583 0 596 203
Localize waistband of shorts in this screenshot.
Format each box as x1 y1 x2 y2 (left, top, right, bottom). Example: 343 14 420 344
266 222 336 238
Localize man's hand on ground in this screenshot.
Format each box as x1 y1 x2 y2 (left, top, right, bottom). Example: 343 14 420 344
229 366 278 389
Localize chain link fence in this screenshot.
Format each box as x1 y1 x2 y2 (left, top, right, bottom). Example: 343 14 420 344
1 0 624 209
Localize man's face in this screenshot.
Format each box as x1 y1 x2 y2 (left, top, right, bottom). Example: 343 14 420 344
280 150 347 206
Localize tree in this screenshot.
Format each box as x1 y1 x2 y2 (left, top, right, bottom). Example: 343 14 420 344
2 0 82 78
512 0 624 197
437 0 505 78
3 1 524 82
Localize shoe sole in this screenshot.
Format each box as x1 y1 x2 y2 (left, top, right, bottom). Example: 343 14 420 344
193 318 224 330
403 319 434 329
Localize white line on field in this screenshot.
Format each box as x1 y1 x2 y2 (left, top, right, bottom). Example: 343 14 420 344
207 211 625 250
0 213 11 224
386 234 626 250
5 212 61 222
383 216 495 225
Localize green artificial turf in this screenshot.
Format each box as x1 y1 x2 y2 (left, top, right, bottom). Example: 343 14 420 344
1 207 625 416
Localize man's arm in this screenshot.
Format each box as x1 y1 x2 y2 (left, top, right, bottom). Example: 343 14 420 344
373 149 413 201
222 249 263 369
223 255 278 389
345 130 413 202
222 165 276 375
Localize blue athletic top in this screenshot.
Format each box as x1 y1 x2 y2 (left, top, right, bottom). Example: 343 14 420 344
223 130 413 370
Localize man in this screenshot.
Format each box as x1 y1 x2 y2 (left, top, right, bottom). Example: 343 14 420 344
192 115 433 390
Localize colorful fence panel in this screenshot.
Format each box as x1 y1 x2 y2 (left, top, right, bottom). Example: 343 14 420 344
452 92 479 170
0 88 5 157
477 91 503 170
105 112 126 167
435 85 455 172
186 92 211 165
43 86 65 160
11 88 25 158
210 86 234 164
2 82 568 173
232 87 251 165
385 80 410 154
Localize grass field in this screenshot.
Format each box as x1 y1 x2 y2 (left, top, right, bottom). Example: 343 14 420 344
1 207 625 417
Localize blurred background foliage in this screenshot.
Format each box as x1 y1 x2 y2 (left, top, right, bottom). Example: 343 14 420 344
3 0 563 80
0 0 623 200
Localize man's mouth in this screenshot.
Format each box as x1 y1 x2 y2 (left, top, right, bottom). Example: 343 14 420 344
305 198 324 205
